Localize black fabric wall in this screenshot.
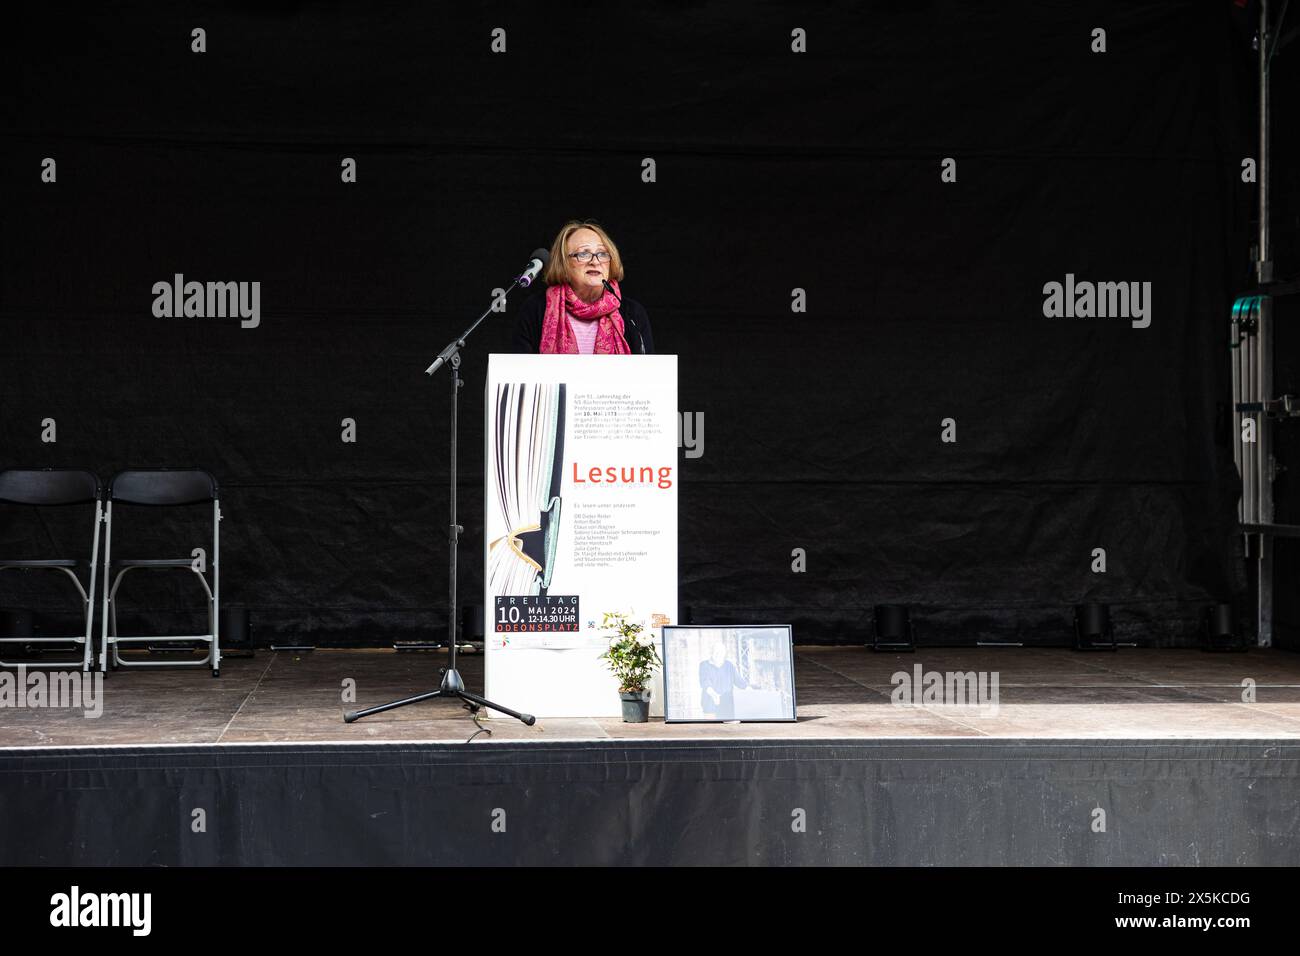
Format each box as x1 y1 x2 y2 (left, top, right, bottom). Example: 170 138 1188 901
0 2 1269 646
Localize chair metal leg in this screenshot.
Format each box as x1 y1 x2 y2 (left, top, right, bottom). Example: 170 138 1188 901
104 564 220 671
100 501 113 673
0 565 98 671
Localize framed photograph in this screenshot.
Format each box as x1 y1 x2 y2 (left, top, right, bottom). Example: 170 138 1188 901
662 625 796 722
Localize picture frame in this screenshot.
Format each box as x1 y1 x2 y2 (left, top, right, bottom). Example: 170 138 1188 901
662 624 796 723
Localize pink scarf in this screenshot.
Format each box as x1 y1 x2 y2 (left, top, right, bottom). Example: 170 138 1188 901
538 281 632 355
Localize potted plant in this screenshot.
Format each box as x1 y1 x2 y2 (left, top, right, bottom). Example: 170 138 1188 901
599 611 661 723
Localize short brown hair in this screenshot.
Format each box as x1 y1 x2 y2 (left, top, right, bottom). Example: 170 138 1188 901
542 219 626 286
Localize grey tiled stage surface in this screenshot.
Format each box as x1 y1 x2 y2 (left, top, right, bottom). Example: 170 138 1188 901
3 646 1300 747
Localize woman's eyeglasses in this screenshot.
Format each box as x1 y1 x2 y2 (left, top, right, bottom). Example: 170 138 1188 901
568 251 612 263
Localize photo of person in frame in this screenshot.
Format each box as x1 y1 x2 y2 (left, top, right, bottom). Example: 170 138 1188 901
698 641 751 719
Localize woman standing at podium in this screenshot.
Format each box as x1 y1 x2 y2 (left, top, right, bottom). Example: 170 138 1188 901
511 220 655 355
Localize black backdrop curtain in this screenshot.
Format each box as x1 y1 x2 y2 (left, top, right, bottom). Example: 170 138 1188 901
1 2 1262 645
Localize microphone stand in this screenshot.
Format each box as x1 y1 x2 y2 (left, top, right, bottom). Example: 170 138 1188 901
344 278 536 728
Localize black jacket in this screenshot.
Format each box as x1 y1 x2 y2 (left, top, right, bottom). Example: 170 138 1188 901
510 288 655 354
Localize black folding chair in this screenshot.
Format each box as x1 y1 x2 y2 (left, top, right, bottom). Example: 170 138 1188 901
100 469 222 676
0 468 102 671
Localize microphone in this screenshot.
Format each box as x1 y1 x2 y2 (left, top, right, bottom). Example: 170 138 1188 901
425 246 550 375
603 279 645 354
517 248 550 287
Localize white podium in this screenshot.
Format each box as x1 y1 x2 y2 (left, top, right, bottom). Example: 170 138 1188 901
483 354 678 718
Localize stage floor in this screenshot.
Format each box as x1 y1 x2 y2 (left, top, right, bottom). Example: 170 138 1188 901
3 645 1300 747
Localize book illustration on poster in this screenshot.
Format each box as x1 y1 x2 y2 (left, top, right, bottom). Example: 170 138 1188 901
487 382 581 643
487 382 565 596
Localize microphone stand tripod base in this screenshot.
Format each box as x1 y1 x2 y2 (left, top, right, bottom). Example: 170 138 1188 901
343 665 536 725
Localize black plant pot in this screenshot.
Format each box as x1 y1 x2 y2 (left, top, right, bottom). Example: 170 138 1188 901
620 690 651 723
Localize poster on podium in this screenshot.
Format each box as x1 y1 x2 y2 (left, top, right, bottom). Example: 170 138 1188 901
484 353 678 719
